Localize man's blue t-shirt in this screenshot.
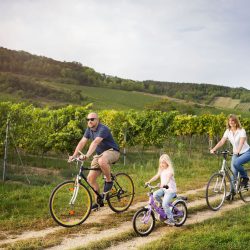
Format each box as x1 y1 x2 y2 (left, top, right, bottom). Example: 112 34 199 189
83 123 119 155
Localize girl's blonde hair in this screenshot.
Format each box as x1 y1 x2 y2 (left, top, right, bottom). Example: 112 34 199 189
159 153 174 174
227 114 242 130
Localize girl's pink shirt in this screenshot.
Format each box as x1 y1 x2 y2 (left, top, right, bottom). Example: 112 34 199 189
160 168 177 192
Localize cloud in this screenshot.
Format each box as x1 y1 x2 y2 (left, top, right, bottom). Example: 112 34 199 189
0 0 250 89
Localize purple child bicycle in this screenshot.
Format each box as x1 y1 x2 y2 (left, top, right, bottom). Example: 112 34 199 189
132 183 188 236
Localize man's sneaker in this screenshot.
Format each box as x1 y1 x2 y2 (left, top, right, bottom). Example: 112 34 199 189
103 181 113 194
91 201 104 210
240 177 249 187
164 218 175 226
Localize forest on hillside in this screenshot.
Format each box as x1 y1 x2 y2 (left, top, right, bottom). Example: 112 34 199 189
1 47 250 104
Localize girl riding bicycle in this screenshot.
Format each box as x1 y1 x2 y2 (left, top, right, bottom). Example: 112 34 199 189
145 153 177 225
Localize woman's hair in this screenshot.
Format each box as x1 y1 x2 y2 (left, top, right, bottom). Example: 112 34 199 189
159 153 174 174
227 114 242 129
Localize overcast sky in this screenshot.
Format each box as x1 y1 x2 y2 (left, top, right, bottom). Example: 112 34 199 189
1 0 250 89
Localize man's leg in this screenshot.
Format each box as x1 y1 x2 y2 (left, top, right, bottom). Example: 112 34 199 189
98 155 112 182
87 157 102 202
98 150 120 193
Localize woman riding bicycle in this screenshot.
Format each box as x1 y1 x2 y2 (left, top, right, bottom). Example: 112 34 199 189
145 153 177 226
210 114 250 198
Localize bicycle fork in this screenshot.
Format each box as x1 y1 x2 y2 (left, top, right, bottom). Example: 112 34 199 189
214 172 226 193
69 175 80 205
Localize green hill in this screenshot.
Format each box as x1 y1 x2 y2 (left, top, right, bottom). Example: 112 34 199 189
0 46 250 113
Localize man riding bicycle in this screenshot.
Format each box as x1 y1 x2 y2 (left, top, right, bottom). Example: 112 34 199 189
68 112 120 209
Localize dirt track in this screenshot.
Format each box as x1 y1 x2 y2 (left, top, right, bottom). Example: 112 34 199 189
0 187 247 250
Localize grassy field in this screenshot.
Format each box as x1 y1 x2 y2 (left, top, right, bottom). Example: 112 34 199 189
38 81 161 110
0 143 221 232
1 144 250 249
1 77 250 116
210 97 240 109
236 102 250 112
141 204 250 250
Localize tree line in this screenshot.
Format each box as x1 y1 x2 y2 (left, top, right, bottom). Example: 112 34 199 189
1 47 250 103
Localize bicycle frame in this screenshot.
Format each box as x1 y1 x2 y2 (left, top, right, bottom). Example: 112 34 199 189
70 160 105 206
71 159 126 205
144 187 185 222
218 152 241 194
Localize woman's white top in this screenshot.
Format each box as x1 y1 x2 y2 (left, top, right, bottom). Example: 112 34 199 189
160 168 177 193
223 128 250 154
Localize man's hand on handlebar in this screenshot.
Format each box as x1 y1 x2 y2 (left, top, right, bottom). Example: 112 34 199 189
210 148 216 154
68 155 75 163
68 150 89 163
79 154 88 160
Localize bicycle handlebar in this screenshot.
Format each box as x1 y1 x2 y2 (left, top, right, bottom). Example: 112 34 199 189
216 150 233 156
68 157 85 163
145 183 169 190
68 150 87 163
210 150 233 156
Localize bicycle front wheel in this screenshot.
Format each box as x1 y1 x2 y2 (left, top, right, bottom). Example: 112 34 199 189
49 180 92 227
107 172 134 213
172 200 187 227
132 207 155 236
206 173 226 211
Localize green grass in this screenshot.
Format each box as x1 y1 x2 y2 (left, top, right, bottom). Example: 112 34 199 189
0 147 221 232
211 97 240 109
141 205 250 250
0 182 54 231
46 81 161 110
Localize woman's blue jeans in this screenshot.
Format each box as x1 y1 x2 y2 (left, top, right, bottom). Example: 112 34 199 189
153 188 176 220
230 149 250 191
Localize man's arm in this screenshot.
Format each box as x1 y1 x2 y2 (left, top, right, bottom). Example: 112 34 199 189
85 137 103 159
68 137 88 161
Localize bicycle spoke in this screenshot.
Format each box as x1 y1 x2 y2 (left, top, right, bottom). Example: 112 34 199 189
172 200 187 226
107 172 134 213
239 184 250 202
132 208 155 236
206 173 227 211
49 181 92 227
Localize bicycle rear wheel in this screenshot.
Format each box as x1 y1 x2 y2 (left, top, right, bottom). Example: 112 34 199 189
239 183 250 203
107 172 134 213
206 173 226 211
49 180 92 227
132 207 155 236
172 200 187 226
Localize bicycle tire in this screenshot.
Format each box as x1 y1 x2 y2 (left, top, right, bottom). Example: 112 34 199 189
107 172 134 213
239 183 250 203
132 207 155 236
206 173 226 211
49 180 92 227
172 200 187 227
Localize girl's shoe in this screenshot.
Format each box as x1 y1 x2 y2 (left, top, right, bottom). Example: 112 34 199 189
164 218 175 226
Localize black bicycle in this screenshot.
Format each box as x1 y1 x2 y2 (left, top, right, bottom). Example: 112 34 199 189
49 157 134 227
